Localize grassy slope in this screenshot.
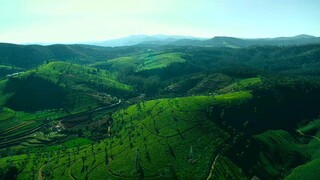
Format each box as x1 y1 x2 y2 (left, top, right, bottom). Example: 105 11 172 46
0 79 11 106
251 118 320 180
211 156 247 180
165 73 234 94
189 73 234 93
284 119 320 180
137 52 186 71
219 77 262 93
21 61 132 92
90 56 139 72
253 130 307 179
105 92 251 179
0 107 15 121
91 52 187 73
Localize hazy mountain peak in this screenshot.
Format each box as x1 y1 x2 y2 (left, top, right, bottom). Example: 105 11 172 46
293 34 316 39
87 34 205 47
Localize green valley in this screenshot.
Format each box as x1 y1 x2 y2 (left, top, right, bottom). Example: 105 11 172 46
1 38 320 180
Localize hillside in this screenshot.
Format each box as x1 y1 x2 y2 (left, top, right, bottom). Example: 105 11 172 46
2 77 320 179
0 43 146 69
1 61 132 112
0 91 252 179
90 52 186 72
0 61 134 151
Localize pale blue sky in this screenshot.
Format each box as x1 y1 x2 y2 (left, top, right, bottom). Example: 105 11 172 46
0 0 319 43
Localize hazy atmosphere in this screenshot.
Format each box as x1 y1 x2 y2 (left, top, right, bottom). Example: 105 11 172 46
1 1 320 179
1 0 320 43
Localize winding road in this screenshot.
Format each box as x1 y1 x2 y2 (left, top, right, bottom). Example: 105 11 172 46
296 130 320 142
206 154 220 180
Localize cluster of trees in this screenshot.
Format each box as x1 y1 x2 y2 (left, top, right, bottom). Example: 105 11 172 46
0 166 19 179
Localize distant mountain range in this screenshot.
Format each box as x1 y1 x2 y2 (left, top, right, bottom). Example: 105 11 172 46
85 34 206 47
85 34 320 48
1 34 319 69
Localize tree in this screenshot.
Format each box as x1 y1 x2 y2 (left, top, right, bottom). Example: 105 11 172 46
0 167 4 179
169 165 178 180
167 144 176 159
135 148 144 179
188 145 193 160
3 166 19 180
81 156 86 173
145 151 151 162
105 148 109 165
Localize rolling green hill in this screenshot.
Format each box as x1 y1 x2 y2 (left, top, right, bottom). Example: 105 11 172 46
0 65 23 78
239 119 320 180
285 119 320 180
1 61 132 113
136 52 186 71
2 43 320 78
91 56 139 72
91 52 186 73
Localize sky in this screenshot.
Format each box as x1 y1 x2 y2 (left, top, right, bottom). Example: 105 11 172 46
0 0 319 44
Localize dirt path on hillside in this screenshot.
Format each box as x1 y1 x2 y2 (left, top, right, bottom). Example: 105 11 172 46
68 160 80 180
206 154 220 180
38 164 46 180
296 130 320 142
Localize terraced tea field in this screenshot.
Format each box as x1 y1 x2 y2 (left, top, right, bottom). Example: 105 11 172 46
0 92 252 179
0 109 67 149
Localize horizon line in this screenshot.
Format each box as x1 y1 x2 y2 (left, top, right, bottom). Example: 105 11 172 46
0 33 318 46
